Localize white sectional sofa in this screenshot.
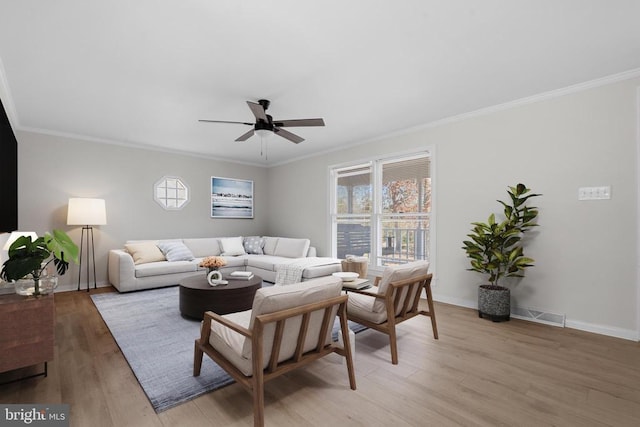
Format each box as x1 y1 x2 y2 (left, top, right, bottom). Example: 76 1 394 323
107 236 342 292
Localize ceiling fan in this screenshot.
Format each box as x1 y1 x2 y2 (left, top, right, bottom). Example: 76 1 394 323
199 99 325 144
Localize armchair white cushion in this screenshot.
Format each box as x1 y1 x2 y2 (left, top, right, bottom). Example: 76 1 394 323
208 276 344 376
348 260 430 321
345 260 437 365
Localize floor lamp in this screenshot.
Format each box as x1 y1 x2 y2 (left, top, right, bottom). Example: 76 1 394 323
67 198 107 291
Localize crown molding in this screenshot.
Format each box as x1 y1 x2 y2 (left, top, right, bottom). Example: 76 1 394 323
16 126 268 168
374 67 640 141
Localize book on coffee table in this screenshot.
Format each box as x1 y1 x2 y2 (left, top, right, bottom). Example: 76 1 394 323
341 278 370 290
228 271 254 280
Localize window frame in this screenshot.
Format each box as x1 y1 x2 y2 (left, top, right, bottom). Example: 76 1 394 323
154 176 190 210
329 148 435 276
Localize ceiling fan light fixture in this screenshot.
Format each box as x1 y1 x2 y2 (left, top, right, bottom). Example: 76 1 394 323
200 99 324 144
255 129 273 139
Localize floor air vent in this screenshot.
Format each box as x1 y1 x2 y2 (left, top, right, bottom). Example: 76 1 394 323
511 306 565 327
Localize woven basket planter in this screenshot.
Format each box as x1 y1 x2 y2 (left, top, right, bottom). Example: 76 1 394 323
478 284 510 322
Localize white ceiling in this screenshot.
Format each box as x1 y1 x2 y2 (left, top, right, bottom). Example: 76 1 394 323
1 0 640 166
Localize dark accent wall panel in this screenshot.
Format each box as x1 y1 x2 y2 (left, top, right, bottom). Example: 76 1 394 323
0 97 18 232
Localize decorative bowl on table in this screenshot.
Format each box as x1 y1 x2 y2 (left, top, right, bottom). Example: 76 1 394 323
332 272 359 282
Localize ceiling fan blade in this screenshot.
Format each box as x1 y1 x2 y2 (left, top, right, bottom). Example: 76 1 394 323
274 127 304 144
247 101 268 122
273 118 325 127
199 119 253 126
235 129 255 142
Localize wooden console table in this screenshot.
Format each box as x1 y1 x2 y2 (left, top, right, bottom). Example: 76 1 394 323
0 293 55 380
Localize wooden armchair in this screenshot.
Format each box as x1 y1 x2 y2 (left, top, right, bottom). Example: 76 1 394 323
194 276 356 427
346 260 437 364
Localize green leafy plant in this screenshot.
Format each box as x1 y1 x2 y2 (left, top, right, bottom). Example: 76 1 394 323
1 230 79 296
462 183 540 287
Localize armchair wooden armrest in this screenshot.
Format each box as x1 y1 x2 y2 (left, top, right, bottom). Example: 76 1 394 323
344 287 386 299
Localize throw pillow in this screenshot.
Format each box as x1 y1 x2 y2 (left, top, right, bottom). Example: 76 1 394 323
243 236 265 255
262 236 279 255
273 238 310 258
157 241 195 262
219 236 246 256
124 242 166 265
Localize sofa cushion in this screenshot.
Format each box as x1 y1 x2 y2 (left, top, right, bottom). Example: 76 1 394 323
134 260 198 277
183 238 221 257
243 236 265 255
125 242 166 265
219 256 247 268
219 237 247 256
301 262 342 279
157 241 195 262
262 237 279 255
245 255 293 272
273 238 310 258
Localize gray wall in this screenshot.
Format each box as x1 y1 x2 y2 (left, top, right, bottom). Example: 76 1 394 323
8 75 639 340
268 76 640 339
14 131 268 290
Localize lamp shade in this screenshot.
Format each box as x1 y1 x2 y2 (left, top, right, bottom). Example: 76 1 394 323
3 231 38 251
67 198 107 226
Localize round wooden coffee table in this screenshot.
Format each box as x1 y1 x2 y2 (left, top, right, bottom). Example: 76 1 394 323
179 273 262 319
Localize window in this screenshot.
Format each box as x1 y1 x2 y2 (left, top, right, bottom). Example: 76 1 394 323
154 176 189 210
330 152 432 268
334 163 372 260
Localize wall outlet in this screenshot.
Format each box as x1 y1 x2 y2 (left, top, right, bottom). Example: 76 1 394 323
578 186 611 200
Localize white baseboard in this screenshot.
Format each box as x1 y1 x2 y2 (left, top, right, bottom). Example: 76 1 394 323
55 280 111 293
432 293 476 309
0 279 111 294
564 319 638 341
433 292 639 342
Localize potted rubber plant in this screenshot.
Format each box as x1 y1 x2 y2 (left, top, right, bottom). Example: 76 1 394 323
1 230 79 296
462 183 540 321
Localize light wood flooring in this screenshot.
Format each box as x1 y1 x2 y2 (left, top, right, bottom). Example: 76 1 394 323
1 287 639 426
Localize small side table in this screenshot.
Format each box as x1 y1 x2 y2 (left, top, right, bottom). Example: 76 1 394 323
341 258 368 278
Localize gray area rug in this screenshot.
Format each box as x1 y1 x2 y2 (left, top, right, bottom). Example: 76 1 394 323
91 285 365 413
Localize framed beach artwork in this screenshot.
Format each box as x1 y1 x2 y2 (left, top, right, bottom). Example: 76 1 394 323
211 176 254 218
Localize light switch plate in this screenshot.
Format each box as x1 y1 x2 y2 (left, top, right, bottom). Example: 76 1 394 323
578 186 611 200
